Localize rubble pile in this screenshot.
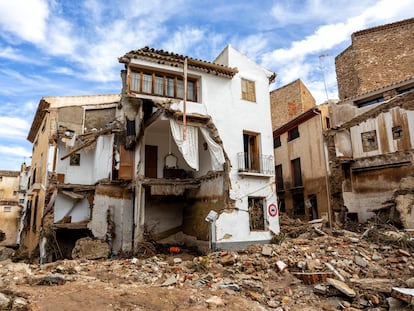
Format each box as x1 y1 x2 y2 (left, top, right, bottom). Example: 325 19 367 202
0 225 413 310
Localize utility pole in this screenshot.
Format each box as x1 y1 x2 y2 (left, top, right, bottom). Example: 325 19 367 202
319 54 329 101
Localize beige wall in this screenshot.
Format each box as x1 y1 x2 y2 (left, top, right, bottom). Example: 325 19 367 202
0 172 20 246
274 114 329 220
24 114 51 253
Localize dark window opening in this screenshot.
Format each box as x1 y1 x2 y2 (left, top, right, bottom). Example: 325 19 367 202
248 197 265 231
275 164 284 191
361 130 378 152
273 136 281 148
392 125 403 140
325 117 331 129
356 97 384 108
32 196 39 232
292 192 305 216
278 198 286 213
288 126 299 141
243 132 260 172
291 158 302 187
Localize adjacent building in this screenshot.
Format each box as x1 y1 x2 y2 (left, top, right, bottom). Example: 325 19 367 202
328 18 414 225
0 170 20 247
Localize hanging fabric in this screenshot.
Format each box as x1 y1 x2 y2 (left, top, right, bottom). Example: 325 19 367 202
200 127 225 171
170 118 199 170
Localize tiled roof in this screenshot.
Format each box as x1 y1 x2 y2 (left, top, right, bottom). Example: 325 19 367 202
119 47 238 78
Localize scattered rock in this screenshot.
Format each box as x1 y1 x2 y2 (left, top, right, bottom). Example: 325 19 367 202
0 292 10 309
327 278 356 298
205 295 225 308
71 237 109 260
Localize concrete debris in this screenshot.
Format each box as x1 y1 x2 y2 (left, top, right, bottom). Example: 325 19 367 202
71 237 109 260
0 218 413 310
327 277 356 297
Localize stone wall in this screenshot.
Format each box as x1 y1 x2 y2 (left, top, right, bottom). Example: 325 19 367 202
270 79 316 130
336 18 414 100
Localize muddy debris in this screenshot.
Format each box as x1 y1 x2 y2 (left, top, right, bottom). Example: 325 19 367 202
0 220 413 310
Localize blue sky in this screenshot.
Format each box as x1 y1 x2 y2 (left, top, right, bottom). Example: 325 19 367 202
0 0 413 171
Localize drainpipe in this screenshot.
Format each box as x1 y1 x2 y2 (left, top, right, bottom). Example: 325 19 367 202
314 110 333 229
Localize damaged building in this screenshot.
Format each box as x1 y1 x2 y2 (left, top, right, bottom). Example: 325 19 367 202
118 45 279 251
328 18 414 226
271 80 333 223
21 45 279 260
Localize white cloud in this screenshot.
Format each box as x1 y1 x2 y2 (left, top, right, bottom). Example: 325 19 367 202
0 145 32 158
264 0 414 103
0 117 30 139
0 0 49 43
162 27 206 55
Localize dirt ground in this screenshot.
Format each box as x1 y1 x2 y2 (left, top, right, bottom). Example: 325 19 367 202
1 221 414 310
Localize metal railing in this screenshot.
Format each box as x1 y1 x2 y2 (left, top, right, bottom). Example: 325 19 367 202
237 152 274 175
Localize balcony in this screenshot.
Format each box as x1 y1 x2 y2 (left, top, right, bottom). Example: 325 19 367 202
237 152 274 176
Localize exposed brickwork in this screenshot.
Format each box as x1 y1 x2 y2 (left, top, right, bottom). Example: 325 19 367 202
336 18 414 100
270 79 316 130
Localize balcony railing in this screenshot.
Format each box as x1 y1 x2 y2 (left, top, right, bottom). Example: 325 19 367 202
237 152 274 175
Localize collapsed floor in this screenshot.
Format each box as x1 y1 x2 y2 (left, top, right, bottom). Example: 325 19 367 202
1 215 413 311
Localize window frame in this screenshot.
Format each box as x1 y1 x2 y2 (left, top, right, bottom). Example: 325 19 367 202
361 130 378 152
241 78 256 102
129 69 198 102
248 196 266 231
273 136 281 148
291 157 303 188
275 164 284 191
288 126 300 141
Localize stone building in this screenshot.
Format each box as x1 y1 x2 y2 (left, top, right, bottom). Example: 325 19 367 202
335 18 414 100
270 79 316 130
329 18 414 226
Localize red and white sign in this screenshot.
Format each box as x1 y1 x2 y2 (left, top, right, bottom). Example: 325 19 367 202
268 203 278 217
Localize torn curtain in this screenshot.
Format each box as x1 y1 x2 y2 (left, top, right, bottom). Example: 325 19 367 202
170 118 199 170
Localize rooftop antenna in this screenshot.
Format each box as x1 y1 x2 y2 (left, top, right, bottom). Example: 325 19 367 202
319 54 329 101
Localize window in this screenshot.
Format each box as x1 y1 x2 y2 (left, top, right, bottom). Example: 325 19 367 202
130 70 198 102
242 132 260 172
392 126 403 140
293 192 305 216
32 196 39 232
241 78 256 102
356 96 384 108
288 127 299 141
70 153 81 166
19 199 24 204
361 130 378 152
248 197 265 231
3 206 11 213
325 117 331 129
273 136 281 148
291 158 302 187
278 198 286 213
275 165 284 191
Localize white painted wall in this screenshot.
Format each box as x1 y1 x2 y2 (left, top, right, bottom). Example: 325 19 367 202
54 195 90 223
88 193 133 253
56 135 113 184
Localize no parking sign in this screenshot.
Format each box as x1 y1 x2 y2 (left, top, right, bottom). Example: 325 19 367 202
267 203 278 217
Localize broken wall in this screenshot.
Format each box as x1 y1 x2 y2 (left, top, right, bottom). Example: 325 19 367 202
57 135 114 184
88 184 133 253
